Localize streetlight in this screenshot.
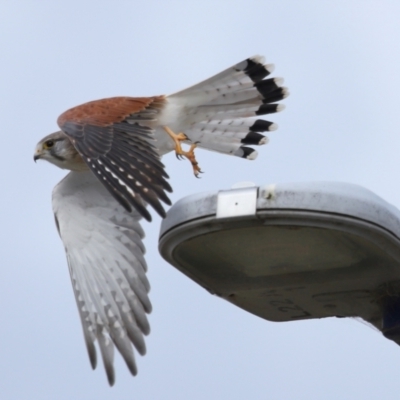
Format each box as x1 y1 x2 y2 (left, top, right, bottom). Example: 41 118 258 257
159 181 400 345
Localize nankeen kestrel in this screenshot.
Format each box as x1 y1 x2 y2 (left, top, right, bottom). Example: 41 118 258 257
34 56 288 385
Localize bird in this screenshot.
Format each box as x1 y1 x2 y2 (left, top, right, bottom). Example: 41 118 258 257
34 55 289 385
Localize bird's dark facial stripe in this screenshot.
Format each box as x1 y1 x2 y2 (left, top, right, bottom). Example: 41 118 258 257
51 153 66 162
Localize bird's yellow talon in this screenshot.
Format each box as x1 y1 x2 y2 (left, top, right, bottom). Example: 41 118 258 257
163 126 202 177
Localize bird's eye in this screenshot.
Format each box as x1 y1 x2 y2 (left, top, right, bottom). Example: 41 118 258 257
45 140 54 148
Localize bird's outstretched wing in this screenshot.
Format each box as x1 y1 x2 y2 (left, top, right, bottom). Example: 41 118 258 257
52 170 151 386
57 96 172 221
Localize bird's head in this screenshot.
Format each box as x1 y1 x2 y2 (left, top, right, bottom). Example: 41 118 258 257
34 131 88 171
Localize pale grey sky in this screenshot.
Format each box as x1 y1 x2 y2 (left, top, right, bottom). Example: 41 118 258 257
2 1 400 399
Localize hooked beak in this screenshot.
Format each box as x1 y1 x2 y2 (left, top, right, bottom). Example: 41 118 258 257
33 148 42 162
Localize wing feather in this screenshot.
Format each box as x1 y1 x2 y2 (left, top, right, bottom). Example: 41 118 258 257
53 171 152 385
57 96 171 221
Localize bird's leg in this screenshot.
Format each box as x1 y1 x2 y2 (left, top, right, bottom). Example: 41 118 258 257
183 142 202 177
163 126 202 177
163 126 187 158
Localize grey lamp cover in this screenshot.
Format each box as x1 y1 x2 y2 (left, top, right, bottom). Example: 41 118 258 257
159 182 400 345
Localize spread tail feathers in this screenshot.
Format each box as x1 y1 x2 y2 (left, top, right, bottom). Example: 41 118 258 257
164 55 288 159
